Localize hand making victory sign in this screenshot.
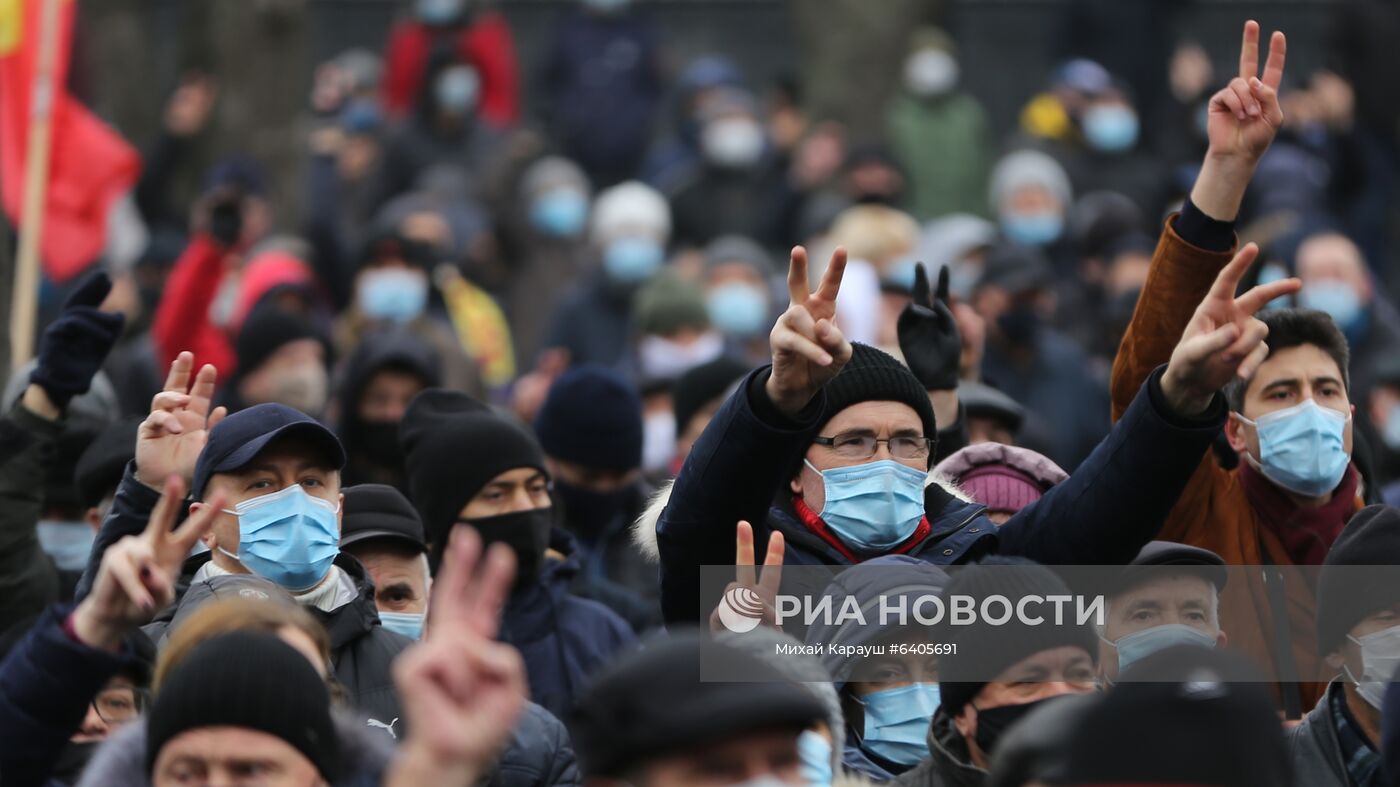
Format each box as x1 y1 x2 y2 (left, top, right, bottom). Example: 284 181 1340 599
710 521 785 633
765 246 854 417
1161 244 1302 416
71 477 226 651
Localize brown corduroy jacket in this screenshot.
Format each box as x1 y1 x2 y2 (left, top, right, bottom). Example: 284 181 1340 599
1112 216 1363 714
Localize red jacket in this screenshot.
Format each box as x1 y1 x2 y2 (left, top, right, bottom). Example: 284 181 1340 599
381 14 520 126
152 234 234 376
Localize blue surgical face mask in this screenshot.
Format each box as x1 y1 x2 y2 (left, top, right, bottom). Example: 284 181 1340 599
1238 399 1351 498
358 267 429 323
603 237 664 284
379 610 425 640
805 459 927 553
36 520 97 572
797 730 834 787
858 682 940 766
417 0 465 24
220 485 341 591
530 190 589 238
1105 623 1217 675
1299 280 1364 333
1256 262 1293 311
1001 211 1063 247
1383 402 1400 452
707 282 770 337
581 0 630 11
1081 105 1139 153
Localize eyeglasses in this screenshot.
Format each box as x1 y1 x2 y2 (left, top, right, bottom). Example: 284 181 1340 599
92 686 148 725
812 433 932 461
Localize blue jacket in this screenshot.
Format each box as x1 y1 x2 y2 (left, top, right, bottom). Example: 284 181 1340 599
501 530 635 719
656 365 1226 624
0 604 143 787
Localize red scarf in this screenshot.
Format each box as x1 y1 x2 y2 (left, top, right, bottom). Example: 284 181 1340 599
791 496 932 562
1239 460 1360 565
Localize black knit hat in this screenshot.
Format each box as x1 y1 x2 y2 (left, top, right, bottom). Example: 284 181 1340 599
672 357 750 438
1057 645 1290 786
145 630 339 780
937 557 1098 715
568 630 826 778
400 389 547 548
819 343 936 455
534 365 643 471
1317 505 1400 655
234 304 331 378
341 483 427 553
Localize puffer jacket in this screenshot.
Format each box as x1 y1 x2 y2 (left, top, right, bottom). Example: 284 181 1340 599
502 530 635 719
656 364 1226 625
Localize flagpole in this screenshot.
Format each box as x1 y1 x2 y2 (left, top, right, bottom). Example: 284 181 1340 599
10 0 62 370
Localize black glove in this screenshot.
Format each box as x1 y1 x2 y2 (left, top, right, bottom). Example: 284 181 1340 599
29 272 126 409
897 263 962 391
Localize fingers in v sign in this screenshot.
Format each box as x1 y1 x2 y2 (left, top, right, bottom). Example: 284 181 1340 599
766 246 854 417
1161 242 1301 416
898 263 963 391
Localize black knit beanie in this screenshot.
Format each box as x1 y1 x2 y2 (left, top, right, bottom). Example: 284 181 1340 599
937 557 1098 716
145 630 339 781
819 343 937 457
235 304 330 377
672 358 750 438
1316 505 1400 655
534 365 643 471
400 389 548 548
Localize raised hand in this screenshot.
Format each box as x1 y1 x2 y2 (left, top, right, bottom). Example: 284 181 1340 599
71 476 224 651
29 271 126 411
710 521 785 633
898 264 963 391
765 246 854 416
1161 243 1302 416
389 528 527 787
136 351 227 490
1207 21 1286 165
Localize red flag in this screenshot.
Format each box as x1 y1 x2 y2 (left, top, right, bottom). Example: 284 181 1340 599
0 0 141 282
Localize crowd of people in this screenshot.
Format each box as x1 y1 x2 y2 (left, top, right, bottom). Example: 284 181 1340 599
4 0 1400 785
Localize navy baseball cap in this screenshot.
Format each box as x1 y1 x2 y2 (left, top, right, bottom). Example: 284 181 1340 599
192 404 346 499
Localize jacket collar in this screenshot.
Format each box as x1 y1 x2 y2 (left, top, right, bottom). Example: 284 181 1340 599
925 709 988 787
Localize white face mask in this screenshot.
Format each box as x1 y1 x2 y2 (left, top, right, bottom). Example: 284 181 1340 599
904 49 959 96
642 410 677 473
701 117 765 169
264 363 330 416
1346 624 1400 709
637 332 724 380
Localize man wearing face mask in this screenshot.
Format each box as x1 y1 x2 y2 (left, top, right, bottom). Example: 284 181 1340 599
1060 84 1169 218
887 28 992 221
1097 541 1228 684
666 87 785 249
1289 505 1400 786
703 235 778 365
401 389 634 716
803 556 949 781
534 366 662 632
656 239 1242 628
1111 20 1363 715
509 157 594 369
381 0 520 125
896 558 1100 787
987 150 1072 262
334 329 442 495
1294 231 1400 404
340 484 432 641
222 304 334 418
544 180 672 368
75 353 412 725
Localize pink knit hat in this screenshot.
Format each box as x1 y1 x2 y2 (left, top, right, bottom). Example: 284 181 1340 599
935 442 1069 515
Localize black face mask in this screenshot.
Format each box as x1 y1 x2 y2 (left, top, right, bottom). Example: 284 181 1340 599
554 480 630 541
996 304 1041 348
52 740 102 783
457 508 553 591
972 696 1053 756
